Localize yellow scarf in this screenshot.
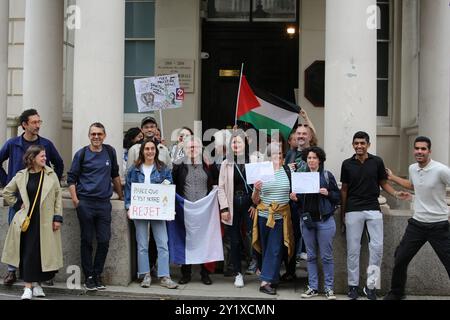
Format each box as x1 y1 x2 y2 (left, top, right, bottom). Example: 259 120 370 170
252 202 295 260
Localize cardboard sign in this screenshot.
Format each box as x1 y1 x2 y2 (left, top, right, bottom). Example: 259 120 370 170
130 183 176 221
134 74 184 112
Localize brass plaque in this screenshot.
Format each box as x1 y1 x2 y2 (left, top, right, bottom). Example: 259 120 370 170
219 69 240 77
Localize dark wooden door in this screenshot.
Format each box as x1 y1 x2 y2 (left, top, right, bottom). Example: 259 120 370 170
201 22 299 131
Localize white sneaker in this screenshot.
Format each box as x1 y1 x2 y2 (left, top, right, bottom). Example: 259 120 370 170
140 273 151 288
234 273 244 288
33 285 46 297
299 252 308 261
21 288 33 300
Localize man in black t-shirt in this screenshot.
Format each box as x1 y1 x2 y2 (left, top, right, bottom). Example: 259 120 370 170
340 131 406 300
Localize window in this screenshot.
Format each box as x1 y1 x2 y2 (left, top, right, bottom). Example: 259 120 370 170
377 0 391 122
124 0 155 114
206 0 296 22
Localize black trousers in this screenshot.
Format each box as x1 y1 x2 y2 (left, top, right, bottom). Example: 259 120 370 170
76 199 112 279
181 264 209 277
390 218 450 295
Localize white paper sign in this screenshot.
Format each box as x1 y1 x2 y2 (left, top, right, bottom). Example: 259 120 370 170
292 172 320 194
130 183 176 220
134 74 184 112
245 161 275 184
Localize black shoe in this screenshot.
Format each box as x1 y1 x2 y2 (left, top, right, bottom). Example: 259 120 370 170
201 273 212 285
280 272 297 282
383 291 405 300
3 271 16 286
44 279 54 286
259 283 276 295
95 276 106 290
363 286 377 300
84 276 97 291
178 275 191 285
348 286 359 300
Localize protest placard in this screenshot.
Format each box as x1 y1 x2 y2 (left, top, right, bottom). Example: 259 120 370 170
245 161 275 184
130 183 176 220
292 172 320 194
134 74 184 112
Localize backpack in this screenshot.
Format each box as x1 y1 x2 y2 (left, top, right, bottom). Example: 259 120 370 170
78 144 118 179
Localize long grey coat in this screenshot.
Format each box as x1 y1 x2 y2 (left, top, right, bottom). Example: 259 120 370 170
1 166 63 272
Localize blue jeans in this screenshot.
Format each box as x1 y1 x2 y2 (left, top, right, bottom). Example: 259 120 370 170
301 216 336 290
258 216 284 284
134 219 170 278
76 199 112 278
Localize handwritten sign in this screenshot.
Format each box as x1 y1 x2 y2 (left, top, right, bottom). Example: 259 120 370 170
130 183 176 221
134 74 184 112
292 172 320 194
245 161 275 184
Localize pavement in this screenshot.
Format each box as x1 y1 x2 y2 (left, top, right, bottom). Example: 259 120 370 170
1 262 450 301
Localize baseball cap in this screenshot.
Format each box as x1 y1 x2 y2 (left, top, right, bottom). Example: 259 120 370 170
141 116 157 128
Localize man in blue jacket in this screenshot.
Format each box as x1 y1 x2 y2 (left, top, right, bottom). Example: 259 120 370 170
0 108 64 286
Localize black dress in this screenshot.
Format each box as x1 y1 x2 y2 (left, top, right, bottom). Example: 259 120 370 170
19 172 56 282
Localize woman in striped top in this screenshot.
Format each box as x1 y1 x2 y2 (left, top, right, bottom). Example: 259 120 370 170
251 142 294 295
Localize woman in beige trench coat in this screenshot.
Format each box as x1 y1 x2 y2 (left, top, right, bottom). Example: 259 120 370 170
2 145 63 300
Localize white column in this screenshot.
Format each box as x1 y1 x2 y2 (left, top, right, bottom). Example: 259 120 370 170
324 0 377 178
0 0 8 144
72 0 124 160
22 0 64 148
418 0 450 164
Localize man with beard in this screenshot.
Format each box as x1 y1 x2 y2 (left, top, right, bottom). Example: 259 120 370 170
383 136 450 300
0 108 64 286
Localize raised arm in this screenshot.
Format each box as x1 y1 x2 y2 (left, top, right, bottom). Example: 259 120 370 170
299 109 317 136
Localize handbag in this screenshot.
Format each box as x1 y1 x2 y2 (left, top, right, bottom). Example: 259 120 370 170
300 212 315 230
21 170 44 233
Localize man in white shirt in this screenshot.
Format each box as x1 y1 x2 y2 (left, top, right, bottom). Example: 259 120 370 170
384 136 450 300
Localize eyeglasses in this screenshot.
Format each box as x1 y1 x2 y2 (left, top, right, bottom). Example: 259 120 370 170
90 133 105 137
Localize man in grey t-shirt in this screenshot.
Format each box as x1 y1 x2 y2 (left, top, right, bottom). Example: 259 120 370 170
384 136 450 300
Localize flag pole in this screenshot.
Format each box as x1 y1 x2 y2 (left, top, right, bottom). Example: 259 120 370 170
234 63 244 126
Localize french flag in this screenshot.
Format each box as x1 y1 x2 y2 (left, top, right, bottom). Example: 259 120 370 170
167 188 224 265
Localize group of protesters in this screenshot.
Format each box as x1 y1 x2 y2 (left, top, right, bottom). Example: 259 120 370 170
1 108 449 300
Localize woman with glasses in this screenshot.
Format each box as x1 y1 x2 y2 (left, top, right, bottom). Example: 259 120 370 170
172 136 216 285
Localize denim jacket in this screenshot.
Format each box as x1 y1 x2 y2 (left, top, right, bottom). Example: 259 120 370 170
124 164 173 210
297 170 341 219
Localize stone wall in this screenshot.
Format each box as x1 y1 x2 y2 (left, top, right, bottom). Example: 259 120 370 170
0 199 133 286
1 198 449 295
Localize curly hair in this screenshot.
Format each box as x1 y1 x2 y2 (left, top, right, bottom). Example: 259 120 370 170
301 146 326 168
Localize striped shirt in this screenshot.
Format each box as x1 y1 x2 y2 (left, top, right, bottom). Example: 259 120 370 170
258 168 291 220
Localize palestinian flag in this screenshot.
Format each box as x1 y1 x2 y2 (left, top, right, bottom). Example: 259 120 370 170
236 75 300 140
